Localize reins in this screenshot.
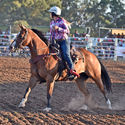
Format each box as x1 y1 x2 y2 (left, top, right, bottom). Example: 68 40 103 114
30 52 58 64
11 27 59 63
29 41 59 64
16 45 59 60
32 46 48 52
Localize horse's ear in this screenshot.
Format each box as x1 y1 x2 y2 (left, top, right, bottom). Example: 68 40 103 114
18 24 26 30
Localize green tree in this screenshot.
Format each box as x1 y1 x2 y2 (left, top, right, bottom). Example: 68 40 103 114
83 0 110 36
62 0 125 36
62 0 80 24
12 20 30 33
107 0 125 28
0 0 61 27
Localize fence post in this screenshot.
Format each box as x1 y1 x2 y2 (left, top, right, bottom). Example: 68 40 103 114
114 38 118 61
8 25 11 45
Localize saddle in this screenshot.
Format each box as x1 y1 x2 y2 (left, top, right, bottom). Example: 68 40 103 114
49 42 84 80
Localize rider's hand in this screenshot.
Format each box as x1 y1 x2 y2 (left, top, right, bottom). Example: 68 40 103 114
53 26 59 30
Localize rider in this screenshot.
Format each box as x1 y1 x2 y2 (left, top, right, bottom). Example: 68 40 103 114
48 6 80 78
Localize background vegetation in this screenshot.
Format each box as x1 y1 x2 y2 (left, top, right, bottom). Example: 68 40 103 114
0 0 125 36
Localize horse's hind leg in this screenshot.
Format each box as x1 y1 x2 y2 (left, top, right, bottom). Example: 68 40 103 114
75 74 90 109
18 76 38 107
93 77 112 109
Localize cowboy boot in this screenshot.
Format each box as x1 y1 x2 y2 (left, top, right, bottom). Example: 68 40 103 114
70 69 80 77
68 69 80 80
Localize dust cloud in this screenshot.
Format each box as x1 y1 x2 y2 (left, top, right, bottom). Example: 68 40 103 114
113 94 125 110
62 94 98 111
63 93 125 111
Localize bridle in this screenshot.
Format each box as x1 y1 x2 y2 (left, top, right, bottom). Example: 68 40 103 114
10 30 28 49
10 28 59 60
19 29 28 47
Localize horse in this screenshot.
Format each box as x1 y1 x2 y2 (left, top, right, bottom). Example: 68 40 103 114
10 25 112 111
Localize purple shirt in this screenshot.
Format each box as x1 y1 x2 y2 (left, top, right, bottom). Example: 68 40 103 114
50 17 70 40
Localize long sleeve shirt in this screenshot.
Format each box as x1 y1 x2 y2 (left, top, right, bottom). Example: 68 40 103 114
50 17 70 41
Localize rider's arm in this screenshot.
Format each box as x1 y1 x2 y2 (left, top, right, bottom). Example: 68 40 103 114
58 20 70 34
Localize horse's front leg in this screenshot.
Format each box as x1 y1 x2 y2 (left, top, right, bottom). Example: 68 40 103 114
43 76 55 112
18 76 38 107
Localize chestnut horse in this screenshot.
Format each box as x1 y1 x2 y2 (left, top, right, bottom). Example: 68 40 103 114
10 25 112 111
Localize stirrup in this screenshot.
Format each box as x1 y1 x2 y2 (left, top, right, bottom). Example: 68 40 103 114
68 74 76 80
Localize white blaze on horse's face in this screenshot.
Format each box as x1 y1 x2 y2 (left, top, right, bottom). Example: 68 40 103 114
15 26 29 49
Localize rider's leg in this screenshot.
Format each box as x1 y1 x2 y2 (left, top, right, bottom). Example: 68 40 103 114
50 40 60 60
59 39 80 77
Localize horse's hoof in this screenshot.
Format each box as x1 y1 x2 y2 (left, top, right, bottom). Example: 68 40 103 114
80 104 88 110
18 98 27 108
18 102 25 108
18 100 26 108
108 105 112 110
106 99 112 110
43 107 52 112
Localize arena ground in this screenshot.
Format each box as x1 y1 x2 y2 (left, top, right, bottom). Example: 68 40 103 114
0 57 125 125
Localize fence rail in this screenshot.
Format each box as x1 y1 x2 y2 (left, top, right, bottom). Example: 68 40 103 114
0 33 125 60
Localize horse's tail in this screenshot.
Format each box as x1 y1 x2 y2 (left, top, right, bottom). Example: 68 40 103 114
99 60 112 93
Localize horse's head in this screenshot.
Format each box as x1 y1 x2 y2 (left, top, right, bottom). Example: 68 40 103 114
10 24 31 52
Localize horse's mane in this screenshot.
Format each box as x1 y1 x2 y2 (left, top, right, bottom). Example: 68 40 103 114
31 29 49 46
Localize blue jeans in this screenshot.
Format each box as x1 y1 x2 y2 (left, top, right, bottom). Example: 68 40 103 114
57 39 73 70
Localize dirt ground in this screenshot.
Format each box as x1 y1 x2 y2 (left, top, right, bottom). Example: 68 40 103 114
0 57 125 125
